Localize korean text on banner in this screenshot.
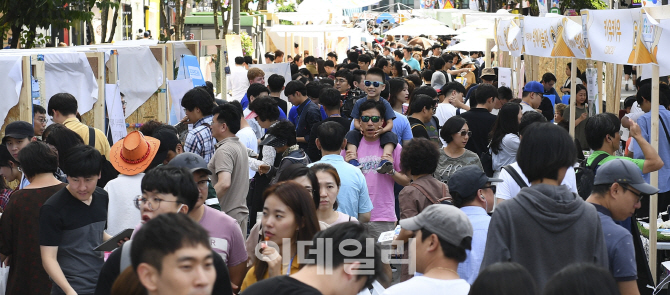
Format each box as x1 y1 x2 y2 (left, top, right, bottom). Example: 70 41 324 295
551 17 586 58
582 8 653 65
249 63 292 103
496 19 512 52
508 20 524 57
178 55 206 87
0 56 22 127
168 79 194 125
523 16 562 57
105 84 128 144
498 68 512 88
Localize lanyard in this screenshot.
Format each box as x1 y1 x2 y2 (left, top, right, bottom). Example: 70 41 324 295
286 255 295 275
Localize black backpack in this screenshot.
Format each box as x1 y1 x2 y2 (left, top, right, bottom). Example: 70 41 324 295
575 153 609 200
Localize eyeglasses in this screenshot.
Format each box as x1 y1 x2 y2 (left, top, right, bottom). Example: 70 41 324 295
361 116 381 123
482 185 497 194
363 80 384 87
334 78 348 84
197 179 211 189
457 130 472 137
134 195 181 211
37 118 47 123
620 184 646 202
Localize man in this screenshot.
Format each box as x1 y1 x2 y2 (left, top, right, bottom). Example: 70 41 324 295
307 88 352 161
541 72 560 98
358 54 372 71
431 44 442 57
47 92 111 159
334 70 365 119
229 101 258 180
629 83 670 218
209 103 250 235
343 100 409 241
242 223 387 295
347 50 359 64
267 74 289 114
327 51 338 63
383 47 393 60
181 88 216 163
264 52 275 64
436 82 467 126
586 159 659 295
383 204 473 295
481 123 608 288
132 213 230 295
168 153 248 290
520 81 544 113
243 83 271 140
323 60 336 79
408 94 438 140
448 166 500 284
33 104 47 138
491 86 513 115
274 50 284 63
403 47 421 71
40 145 110 295
240 68 266 109
105 131 160 236
2 121 33 188
460 84 498 156
431 57 451 90
227 56 249 102
464 68 496 104
285 80 322 151
310 121 372 223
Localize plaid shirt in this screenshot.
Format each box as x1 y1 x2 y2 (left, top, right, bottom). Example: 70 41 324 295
0 189 12 211
184 115 216 163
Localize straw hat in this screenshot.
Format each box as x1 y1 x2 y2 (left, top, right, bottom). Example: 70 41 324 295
110 131 160 176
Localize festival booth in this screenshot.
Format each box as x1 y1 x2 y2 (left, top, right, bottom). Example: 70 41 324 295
267 25 365 63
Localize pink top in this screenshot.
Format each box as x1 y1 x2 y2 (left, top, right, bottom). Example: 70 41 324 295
329 211 358 226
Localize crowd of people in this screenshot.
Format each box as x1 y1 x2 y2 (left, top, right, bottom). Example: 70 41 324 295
0 36 668 295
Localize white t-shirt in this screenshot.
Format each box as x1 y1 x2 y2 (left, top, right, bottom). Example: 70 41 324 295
236 126 258 179
104 173 144 236
436 103 457 127
496 162 579 200
520 103 537 113
621 101 645 141
227 66 249 102
382 277 470 295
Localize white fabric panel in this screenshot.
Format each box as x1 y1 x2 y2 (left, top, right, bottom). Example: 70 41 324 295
0 56 23 128
115 46 164 119
44 53 99 115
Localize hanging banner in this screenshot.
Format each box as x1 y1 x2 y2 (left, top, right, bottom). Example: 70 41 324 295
582 8 653 65
523 16 562 57
643 9 669 71
508 20 524 57
585 68 598 104
105 84 128 144
177 55 206 87
551 17 586 58
495 19 512 52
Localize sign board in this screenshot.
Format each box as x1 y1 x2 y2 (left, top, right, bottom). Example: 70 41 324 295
177 55 206 87
523 16 562 57
508 20 524 57
585 68 598 104
249 63 292 103
168 79 194 125
498 68 512 88
582 8 653 65
105 84 128 144
225 35 244 63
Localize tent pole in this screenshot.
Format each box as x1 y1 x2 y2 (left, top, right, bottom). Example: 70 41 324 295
650 64 660 285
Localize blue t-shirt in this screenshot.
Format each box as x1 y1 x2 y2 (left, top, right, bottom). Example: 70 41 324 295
403 57 421 71
350 97 396 121
592 204 637 282
391 112 413 144
630 106 670 193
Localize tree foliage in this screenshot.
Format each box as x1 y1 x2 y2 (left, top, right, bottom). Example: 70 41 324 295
0 0 97 48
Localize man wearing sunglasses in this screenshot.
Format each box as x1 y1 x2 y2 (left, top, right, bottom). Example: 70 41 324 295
586 159 658 295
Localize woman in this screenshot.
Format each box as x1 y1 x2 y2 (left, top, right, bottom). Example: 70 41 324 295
0 144 22 188
0 170 11 212
395 138 449 281
489 103 522 177
412 52 424 70
469 262 537 295
434 116 483 184
391 61 405 78
560 62 583 95
562 84 589 150
0 142 66 295
311 164 358 225
388 78 410 114
240 181 321 291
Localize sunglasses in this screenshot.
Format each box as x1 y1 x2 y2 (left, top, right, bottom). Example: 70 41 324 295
364 80 384 87
361 116 381 123
457 130 472 137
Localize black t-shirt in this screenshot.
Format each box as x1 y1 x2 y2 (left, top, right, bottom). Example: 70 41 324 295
39 186 109 294
538 96 554 122
460 108 497 156
95 243 232 295
408 116 430 140
307 116 352 161
241 275 322 295
271 96 289 116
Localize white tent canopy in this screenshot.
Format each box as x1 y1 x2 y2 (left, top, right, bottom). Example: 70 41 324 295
447 38 493 51
383 18 457 36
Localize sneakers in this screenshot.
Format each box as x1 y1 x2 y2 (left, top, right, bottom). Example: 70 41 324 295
349 159 362 168
376 160 394 174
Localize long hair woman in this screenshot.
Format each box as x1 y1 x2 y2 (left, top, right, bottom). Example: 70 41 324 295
310 164 357 226
489 103 522 177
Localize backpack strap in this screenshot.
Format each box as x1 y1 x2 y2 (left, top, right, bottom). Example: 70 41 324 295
589 153 610 172
502 165 527 189
88 127 96 147
660 115 670 146
119 240 133 273
411 182 451 204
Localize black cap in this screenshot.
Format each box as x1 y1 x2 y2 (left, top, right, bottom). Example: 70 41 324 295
259 134 288 147
167 152 212 175
2 121 33 143
448 166 502 197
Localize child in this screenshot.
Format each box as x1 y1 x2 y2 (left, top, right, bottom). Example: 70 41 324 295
554 103 569 131
346 67 398 174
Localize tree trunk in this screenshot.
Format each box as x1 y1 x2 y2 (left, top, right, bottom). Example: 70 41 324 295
175 0 182 40
213 0 220 39
101 5 109 43
10 25 21 48
107 1 121 43
222 7 232 36
180 0 187 40
258 0 267 10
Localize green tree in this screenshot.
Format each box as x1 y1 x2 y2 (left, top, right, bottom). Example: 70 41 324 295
0 0 97 48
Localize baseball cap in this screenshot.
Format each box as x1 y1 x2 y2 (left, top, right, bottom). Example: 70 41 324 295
448 165 502 198
399 204 473 248
524 81 544 94
168 152 212 175
480 67 496 79
594 159 659 195
2 121 33 143
259 134 288 147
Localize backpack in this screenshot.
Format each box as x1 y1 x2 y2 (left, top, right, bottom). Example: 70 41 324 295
271 149 311 184
479 144 494 177
575 153 609 200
